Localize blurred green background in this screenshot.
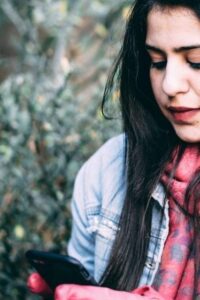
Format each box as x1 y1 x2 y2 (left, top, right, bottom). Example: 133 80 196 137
0 0 132 299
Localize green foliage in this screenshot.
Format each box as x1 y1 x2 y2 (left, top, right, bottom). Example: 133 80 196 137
0 0 132 298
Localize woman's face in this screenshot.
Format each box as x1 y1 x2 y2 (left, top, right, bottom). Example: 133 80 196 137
146 6 200 143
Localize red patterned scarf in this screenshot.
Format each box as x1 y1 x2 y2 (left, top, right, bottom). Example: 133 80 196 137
153 145 200 299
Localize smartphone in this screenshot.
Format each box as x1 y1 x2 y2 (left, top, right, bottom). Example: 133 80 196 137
26 250 98 291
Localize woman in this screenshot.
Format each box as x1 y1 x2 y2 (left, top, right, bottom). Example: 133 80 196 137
27 0 200 299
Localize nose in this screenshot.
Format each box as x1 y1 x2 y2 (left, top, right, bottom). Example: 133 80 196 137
162 61 189 97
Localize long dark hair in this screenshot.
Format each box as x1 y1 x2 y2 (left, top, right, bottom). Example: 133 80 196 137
101 0 200 295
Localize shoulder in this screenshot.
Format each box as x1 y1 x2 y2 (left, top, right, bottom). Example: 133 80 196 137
74 133 126 210
76 133 125 184
85 133 125 170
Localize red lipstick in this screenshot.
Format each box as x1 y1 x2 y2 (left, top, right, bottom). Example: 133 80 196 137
168 106 200 122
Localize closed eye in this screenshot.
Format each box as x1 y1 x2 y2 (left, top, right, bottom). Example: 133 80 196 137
151 61 200 70
150 61 166 70
189 62 200 70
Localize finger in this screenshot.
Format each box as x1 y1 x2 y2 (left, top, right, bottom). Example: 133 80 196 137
54 285 95 300
54 285 74 300
27 273 52 295
54 284 163 300
54 285 127 300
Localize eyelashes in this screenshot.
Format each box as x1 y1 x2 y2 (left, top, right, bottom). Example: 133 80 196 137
150 60 200 70
190 62 200 69
150 61 166 70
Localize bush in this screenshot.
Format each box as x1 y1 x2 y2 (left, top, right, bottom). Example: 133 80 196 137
0 0 132 298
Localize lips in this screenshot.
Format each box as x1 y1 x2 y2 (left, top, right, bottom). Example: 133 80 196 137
168 106 200 112
168 106 200 122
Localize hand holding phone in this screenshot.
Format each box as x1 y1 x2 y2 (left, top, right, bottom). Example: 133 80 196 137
26 250 98 291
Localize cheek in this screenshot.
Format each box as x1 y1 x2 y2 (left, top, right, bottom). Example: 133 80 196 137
150 72 161 100
195 81 200 96
189 73 200 97
150 72 167 112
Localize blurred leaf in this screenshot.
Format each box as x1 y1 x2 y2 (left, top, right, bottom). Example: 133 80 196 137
0 0 127 298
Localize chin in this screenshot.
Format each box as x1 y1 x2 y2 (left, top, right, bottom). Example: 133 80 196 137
175 131 200 144
181 138 200 144
173 123 200 143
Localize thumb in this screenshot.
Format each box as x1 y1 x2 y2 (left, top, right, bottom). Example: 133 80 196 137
27 273 52 295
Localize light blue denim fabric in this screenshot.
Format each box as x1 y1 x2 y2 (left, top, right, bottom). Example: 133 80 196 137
67 134 169 286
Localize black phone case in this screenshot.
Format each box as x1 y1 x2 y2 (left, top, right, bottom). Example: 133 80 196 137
26 250 98 291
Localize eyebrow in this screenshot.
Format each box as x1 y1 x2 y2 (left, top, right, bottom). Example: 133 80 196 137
145 44 200 53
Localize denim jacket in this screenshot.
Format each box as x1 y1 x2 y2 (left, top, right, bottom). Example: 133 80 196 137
68 134 169 287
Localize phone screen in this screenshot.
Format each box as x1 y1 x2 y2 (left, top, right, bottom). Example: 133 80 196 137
26 250 98 290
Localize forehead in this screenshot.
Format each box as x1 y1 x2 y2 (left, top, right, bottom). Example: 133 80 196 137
146 6 200 49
